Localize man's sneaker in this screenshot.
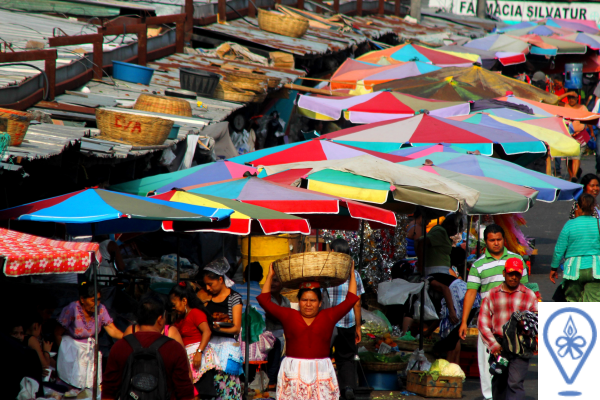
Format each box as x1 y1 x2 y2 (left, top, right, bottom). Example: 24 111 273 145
344 387 355 400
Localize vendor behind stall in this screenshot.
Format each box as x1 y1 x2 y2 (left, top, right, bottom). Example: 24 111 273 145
56 282 123 390
257 263 359 400
417 213 463 276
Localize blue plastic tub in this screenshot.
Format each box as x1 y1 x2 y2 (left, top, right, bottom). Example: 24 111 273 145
168 124 181 140
112 60 155 85
360 372 399 391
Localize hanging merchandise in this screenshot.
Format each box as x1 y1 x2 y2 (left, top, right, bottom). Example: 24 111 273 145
492 213 534 256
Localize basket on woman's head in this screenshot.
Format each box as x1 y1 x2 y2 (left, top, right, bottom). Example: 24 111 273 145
273 251 353 289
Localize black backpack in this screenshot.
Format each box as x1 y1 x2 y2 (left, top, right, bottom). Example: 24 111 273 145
118 335 171 400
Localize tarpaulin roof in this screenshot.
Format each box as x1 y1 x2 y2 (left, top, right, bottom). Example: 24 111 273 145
1 228 100 277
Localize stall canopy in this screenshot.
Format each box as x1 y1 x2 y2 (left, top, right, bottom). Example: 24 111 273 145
109 160 258 196
320 113 548 157
1 228 100 277
496 97 600 122
180 176 398 230
154 190 311 235
297 91 470 124
463 34 530 66
357 43 480 67
390 143 472 158
374 66 559 104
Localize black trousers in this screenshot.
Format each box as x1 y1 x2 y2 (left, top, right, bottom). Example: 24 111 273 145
333 326 358 391
491 357 529 400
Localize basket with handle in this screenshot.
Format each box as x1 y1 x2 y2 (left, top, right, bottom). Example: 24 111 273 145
96 109 174 146
361 361 407 372
133 94 193 117
0 108 34 146
257 8 309 38
224 79 267 94
273 251 352 289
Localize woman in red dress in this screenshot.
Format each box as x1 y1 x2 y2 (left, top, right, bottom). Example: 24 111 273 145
257 264 358 400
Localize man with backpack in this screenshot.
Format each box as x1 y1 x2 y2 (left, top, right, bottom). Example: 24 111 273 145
103 293 193 400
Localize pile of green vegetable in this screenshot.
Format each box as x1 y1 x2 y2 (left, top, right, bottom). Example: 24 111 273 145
359 352 411 364
427 359 466 382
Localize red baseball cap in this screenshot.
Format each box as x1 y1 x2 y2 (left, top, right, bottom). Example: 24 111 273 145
505 258 524 274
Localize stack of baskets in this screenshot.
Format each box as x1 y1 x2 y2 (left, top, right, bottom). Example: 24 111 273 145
361 361 408 373
96 109 174 146
272 251 352 289
257 8 309 38
133 94 192 117
0 108 34 146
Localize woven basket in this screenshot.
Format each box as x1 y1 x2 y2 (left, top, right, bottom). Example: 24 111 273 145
133 94 193 117
273 251 352 289
213 81 255 103
224 71 270 87
96 109 174 146
258 8 309 38
252 92 268 103
0 108 33 146
362 361 407 372
267 77 282 89
224 79 267 94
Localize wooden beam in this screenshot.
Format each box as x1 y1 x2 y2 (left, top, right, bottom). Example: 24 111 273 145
395 0 401 16
283 83 352 96
333 0 340 13
248 0 256 18
218 0 227 23
357 0 363 16
297 0 305 10
49 34 104 80
146 14 186 54
378 0 384 14
0 50 57 100
185 0 194 44
99 24 148 66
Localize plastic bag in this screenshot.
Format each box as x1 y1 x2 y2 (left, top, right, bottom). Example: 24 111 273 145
361 308 390 336
373 310 393 333
406 349 432 374
413 281 439 321
248 371 269 391
377 279 423 305
241 306 265 344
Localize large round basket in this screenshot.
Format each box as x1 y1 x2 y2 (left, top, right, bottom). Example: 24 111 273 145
96 109 174 146
213 81 255 103
133 94 193 117
223 70 270 86
273 251 352 289
361 361 407 372
224 79 267 94
0 108 33 146
258 8 309 38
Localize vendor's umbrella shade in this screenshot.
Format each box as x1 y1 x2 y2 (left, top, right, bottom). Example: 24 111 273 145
357 44 479 67
154 191 311 235
1 228 101 277
109 160 257 196
400 153 583 202
497 97 600 122
463 34 529 65
390 143 472 158
0 188 234 224
374 66 559 104
297 91 470 124
181 176 398 230
560 33 600 50
320 113 548 156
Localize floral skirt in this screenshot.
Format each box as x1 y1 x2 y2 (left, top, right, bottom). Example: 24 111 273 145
277 357 339 400
215 370 241 400
185 342 219 384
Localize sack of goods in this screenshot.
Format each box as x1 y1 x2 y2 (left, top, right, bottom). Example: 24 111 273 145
272 251 352 289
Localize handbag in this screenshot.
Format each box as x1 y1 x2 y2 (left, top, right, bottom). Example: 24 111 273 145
195 368 218 399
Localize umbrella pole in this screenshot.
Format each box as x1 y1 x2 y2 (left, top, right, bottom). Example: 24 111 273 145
464 215 471 281
419 215 426 351
243 234 252 400
316 229 319 251
176 236 180 284
476 218 481 258
92 224 99 400
358 221 365 268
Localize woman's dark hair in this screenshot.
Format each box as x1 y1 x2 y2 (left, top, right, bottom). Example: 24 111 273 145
412 207 422 220
244 262 264 283
23 313 42 331
484 224 505 241
581 173 600 192
137 293 166 326
441 214 462 237
330 238 350 255
203 270 224 283
578 193 596 215
79 282 96 299
169 282 213 324
297 288 322 302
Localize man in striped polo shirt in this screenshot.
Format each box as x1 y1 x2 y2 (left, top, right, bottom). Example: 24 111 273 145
459 224 528 400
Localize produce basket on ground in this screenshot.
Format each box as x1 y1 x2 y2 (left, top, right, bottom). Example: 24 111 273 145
257 8 309 38
213 81 255 103
96 109 174 146
133 94 192 117
360 352 409 372
407 370 463 398
0 108 34 146
273 251 352 289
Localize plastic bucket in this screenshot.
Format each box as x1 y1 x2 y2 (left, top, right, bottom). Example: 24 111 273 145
112 60 155 85
180 67 221 97
168 124 181 140
360 372 399 391
241 234 301 285
565 63 583 90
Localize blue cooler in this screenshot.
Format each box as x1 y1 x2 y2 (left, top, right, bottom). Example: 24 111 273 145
565 63 583 90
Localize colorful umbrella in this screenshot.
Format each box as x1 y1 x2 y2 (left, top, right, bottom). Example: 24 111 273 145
320 113 548 156
297 91 470 124
560 33 600 50
389 143 472 158
330 58 441 91
153 190 310 235
1 228 101 277
541 18 599 34
374 66 559 104
109 160 257 196
357 44 479 67
241 139 408 167
0 189 234 235
181 176 398 230
463 34 530 65
507 25 572 37
259 156 480 212
497 97 600 122
448 113 580 157
399 152 583 202
519 34 587 54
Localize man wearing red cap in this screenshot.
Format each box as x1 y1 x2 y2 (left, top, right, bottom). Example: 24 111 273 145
478 257 538 400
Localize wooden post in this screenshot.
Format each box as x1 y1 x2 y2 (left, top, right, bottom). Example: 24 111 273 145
248 0 256 18
395 0 401 15
297 0 305 10
0 50 57 100
185 0 194 44
477 0 486 18
146 14 186 54
357 0 363 16
100 24 148 66
49 34 104 79
378 0 384 14
333 0 340 13
218 0 227 23
410 0 421 21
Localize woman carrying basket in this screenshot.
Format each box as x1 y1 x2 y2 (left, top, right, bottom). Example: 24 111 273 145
257 263 358 400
